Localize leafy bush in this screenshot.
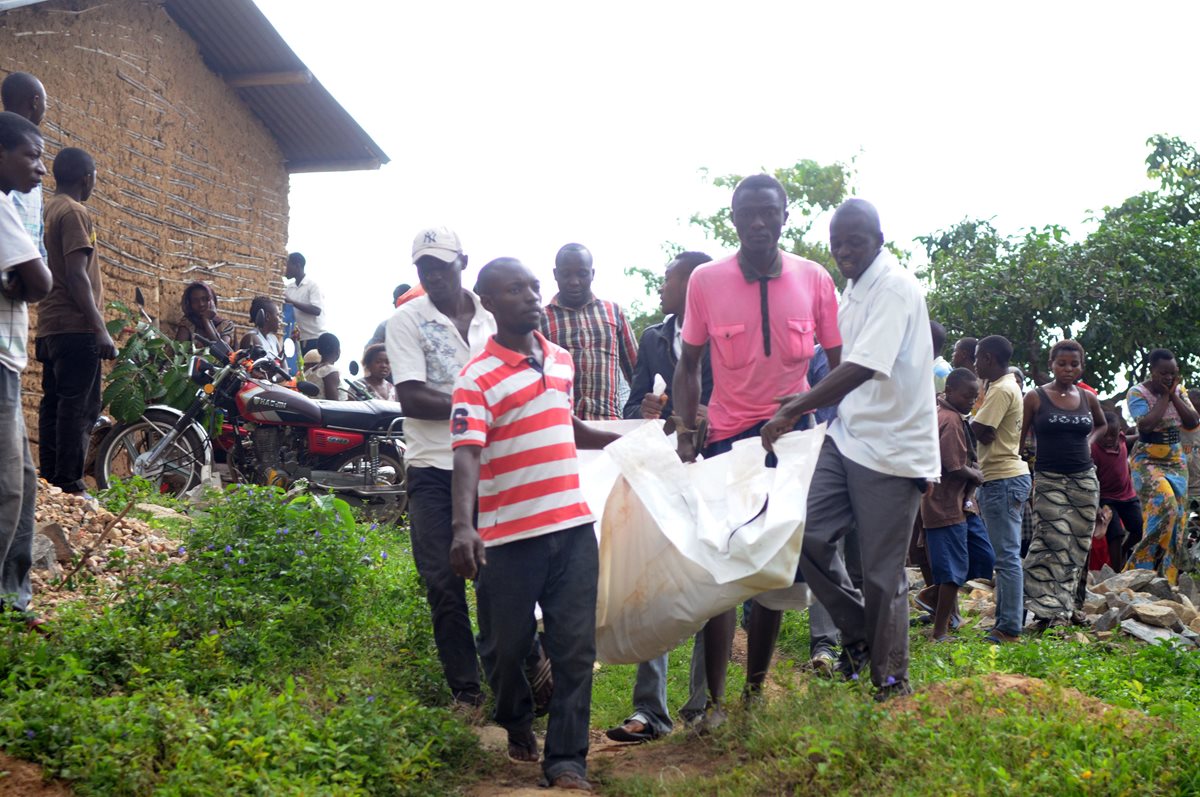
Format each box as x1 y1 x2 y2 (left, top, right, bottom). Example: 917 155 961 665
0 484 476 795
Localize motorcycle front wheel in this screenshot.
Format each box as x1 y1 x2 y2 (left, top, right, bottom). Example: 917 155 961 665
94 409 208 498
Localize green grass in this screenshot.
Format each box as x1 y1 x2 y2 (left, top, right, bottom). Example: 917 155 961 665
5 485 1200 795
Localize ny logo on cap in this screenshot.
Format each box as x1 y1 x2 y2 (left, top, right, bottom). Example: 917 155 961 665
424 231 438 244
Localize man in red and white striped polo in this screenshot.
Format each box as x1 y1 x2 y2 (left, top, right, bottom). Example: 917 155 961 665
449 257 618 793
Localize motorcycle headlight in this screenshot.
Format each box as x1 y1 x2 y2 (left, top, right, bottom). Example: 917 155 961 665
189 356 215 386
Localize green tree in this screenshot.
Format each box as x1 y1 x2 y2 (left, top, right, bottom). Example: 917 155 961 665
920 135 1200 395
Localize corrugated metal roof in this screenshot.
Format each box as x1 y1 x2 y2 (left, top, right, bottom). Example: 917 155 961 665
2 0 388 172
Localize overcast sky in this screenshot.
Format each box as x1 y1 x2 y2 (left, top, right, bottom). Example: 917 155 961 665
253 0 1200 358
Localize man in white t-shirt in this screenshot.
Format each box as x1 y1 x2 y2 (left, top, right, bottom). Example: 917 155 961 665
283 252 326 354
762 198 939 701
0 111 54 625
386 227 497 709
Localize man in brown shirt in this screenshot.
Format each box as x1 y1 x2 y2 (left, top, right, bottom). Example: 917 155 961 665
36 147 116 494
918 367 993 641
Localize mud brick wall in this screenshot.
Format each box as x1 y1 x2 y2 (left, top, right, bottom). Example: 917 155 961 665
1 0 290 455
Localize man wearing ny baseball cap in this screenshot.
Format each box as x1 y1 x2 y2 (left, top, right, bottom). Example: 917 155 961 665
386 227 498 710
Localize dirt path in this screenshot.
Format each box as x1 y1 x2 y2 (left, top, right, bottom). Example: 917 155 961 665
0 752 72 796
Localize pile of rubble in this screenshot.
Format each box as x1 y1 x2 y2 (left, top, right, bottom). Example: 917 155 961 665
952 566 1200 647
30 483 187 615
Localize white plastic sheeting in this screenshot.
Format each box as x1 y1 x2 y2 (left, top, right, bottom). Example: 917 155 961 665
582 420 826 664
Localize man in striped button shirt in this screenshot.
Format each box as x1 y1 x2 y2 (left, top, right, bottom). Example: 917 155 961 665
541 243 637 420
451 257 619 792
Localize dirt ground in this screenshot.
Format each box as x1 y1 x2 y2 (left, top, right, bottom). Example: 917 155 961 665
0 752 72 797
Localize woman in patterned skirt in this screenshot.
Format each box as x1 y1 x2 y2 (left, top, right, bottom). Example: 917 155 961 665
1125 349 1200 582
1020 340 1106 627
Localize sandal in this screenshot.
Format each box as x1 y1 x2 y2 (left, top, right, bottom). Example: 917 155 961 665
604 719 657 743
542 771 593 791
507 728 539 764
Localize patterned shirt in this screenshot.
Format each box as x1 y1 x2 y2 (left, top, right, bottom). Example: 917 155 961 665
386 292 496 469
451 332 593 546
541 295 636 421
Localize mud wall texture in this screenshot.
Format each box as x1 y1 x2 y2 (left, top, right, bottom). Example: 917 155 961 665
1 0 290 451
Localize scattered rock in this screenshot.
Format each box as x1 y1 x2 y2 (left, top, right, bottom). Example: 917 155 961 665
1094 569 1156 595
1177 573 1200 605
965 579 993 593
1190 617 1200 635
1081 591 1106 614
1132 604 1178 629
1096 564 1116 583
30 533 57 571
1120 619 1178 645
1154 600 1198 626
1092 607 1122 632
1145 578 1175 601
36 522 75 562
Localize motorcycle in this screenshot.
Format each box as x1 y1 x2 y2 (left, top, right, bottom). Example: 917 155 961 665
93 294 407 521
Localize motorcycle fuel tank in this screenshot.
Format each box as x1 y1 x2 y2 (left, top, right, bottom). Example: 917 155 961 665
237 383 322 425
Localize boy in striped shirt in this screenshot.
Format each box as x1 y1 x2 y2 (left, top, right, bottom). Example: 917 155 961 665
450 257 619 792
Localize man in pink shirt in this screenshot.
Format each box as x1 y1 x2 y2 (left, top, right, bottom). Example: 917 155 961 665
673 173 841 727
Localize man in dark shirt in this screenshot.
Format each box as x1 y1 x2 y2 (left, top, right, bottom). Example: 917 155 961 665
36 147 116 494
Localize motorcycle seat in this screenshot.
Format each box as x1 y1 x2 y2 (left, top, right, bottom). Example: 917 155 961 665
317 399 405 433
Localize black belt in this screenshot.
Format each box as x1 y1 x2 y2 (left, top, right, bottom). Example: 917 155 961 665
1141 429 1180 445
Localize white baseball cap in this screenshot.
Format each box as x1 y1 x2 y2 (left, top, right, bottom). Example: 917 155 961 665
412 227 463 264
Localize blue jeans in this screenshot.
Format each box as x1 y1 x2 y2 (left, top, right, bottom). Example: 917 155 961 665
627 631 708 733
977 475 1032 636
0 366 36 613
475 524 597 781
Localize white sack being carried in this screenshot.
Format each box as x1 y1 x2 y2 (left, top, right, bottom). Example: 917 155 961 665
594 421 825 664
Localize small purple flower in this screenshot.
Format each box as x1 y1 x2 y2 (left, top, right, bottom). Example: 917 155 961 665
296 549 305 557
370 523 379 531
208 629 219 636
177 546 186 556
238 558 245 565
206 544 214 551
313 531 321 540
359 536 366 543
224 545 233 554
224 563 231 570
25 729 34 739
885 675 897 687
380 551 388 561
366 695 376 703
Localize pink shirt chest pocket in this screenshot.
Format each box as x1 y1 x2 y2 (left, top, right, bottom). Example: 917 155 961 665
711 322 754 370
782 317 816 365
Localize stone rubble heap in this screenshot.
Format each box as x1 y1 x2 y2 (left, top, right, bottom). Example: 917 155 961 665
947 565 1200 647
30 482 187 615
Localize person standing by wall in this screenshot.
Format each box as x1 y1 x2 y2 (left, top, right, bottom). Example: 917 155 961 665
1 73 47 262
35 147 116 495
1019 340 1105 628
0 111 53 626
283 252 326 354
970 335 1031 643
541 243 637 421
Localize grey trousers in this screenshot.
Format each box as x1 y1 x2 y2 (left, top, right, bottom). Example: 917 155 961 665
799 438 922 688
626 631 707 734
0 367 36 613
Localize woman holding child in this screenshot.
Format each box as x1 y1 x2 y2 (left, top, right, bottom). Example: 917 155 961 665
1020 340 1106 628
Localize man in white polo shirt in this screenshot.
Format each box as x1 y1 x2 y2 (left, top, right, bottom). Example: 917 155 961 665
386 226 496 710
762 198 939 701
